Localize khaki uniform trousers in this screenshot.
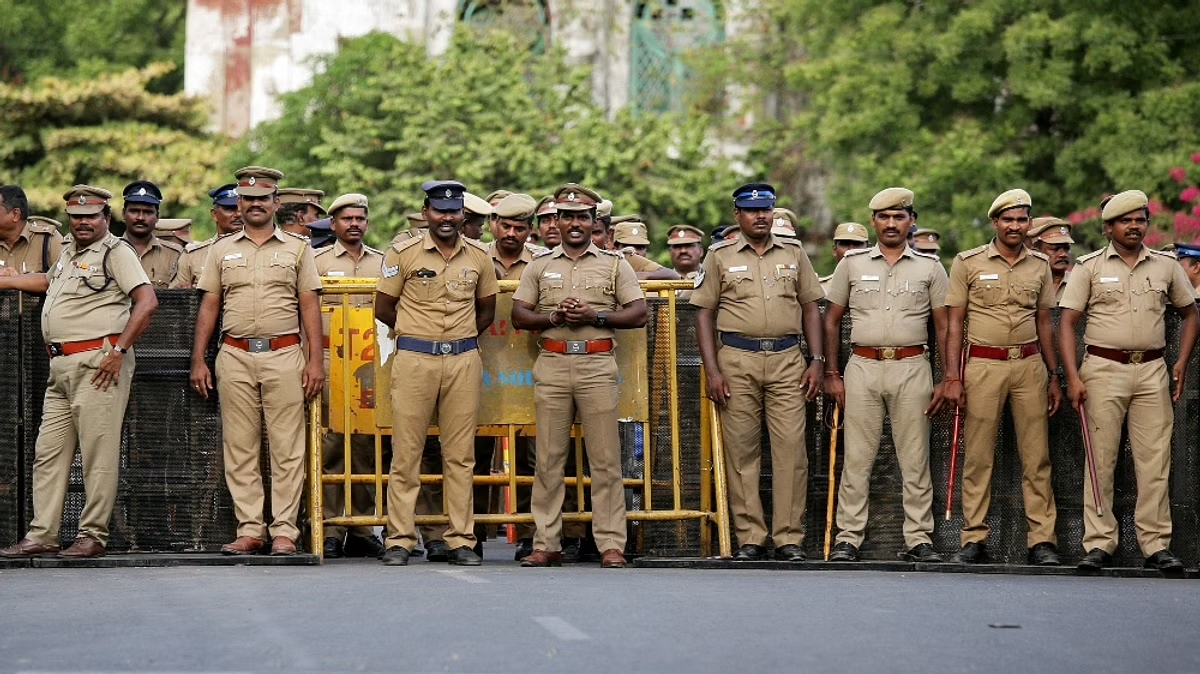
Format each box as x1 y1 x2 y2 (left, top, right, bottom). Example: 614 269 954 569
216 343 308 541
386 349 482 551
321 431 377 540
416 438 449 543
960 355 1057 547
531 352 625 553
835 354 935 549
716 345 808 548
515 436 586 540
28 345 135 547
1080 356 1173 556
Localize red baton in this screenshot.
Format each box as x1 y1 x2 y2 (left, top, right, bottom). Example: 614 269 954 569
945 349 966 521
1078 403 1104 516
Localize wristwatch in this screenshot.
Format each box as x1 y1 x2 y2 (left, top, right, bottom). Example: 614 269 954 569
811 354 825 363
594 312 607 327
113 344 128 354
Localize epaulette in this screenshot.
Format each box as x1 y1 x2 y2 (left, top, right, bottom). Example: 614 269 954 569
710 238 738 251
103 236 135 252
1028 249 1049 262
158 238 185 254
27 220 58 235
777 236 804 246
533 247 555 258
364 244 383 256
282 230 310 241
464 237 489 253
184 236 216 253
313 245 333 257
597 248 622 258
912 250 941 261
958 244 988 259
390 236 423 254
1148 248 1178 259
844 247 872 257
525 243 549 255
818 274 833 283
1075 249 1104 264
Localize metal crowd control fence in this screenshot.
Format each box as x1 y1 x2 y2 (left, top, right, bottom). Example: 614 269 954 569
311 278 724 559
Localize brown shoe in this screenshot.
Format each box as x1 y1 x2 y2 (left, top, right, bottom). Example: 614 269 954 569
270 536 297 556
221 536 265 556
520 550 563 567
600 549 627 568
59 537 105 558
0 538 61 557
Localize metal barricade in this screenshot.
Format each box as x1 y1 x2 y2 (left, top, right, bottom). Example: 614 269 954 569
310 278 726 559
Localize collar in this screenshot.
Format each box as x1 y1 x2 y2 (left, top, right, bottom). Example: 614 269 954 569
421 230 465 256
230 227 292 245
72 232 116 256
866 244 913 260
1103 242 1150 265
731 233 785 253
986 238 1030 263
550 242 605 259
488 241 533 264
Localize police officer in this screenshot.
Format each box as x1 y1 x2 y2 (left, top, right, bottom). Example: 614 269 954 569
314 193 386 559
692 182 825 562
0 185 158 559
374 180 498 567
121 181 182 288
612 219 681 280
462 192 493 240
667 225 704 277
531 196 556 247
912 228 942 254
190 166 325 556
306 217 336 249
944 189 1062 565
823 188 948 563
1173 243 1200 297
511 183 647 568
1059 190 1199 572
155 219 192 247
277 188 327 238
1026 217 1075 303
486 189 513 208
172 185 244 289
819 222 870 295
0 185 64 275
391 212 429 247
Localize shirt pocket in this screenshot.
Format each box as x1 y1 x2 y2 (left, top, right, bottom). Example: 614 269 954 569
972 278 1006 306
582 271 615 297
447 268 480 302
538 275 567 309
726 271 757 300
1135 279 1168 312
1091 279 1125 306
409 275 443 303
774 269 799 299
220 258 251 288
1010 280 1042 309
850 277 883 310
899 278 929 310
264 256 297 288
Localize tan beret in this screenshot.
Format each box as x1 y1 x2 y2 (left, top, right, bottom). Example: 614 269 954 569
868 187 914 212
235 166 284 197
666 225 704 245
494 193 537 220
535 195 557 217
63 185 113 215
833 222 869 243
988 189 1032 218
597 199 613 218
463 192 493 217
1027 217 1073 244
554 183 602 212
485 189 512 206
1101 190 1149 222
328 193 369 215
614 221 651 245
154 218 192 232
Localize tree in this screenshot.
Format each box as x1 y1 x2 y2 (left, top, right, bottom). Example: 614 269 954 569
0 63 231 234
704 0 1200 265
231 29 736 251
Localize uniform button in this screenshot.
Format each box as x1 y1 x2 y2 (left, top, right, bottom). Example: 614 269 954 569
885 306 891 310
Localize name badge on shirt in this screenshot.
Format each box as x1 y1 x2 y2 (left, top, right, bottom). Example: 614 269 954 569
979 273 999 281
1100 277 1119 284
223 253 243 261
728 265 748 272
543 272 562 279
326 271 346 277
861 275 880 281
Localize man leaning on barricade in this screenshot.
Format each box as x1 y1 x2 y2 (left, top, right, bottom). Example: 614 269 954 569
0 185 158 559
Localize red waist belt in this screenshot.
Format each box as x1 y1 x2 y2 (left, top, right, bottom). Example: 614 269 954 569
852 345 925 361
223 334 302 353
540 338 614 354
45 334 121 358
1086 346 1164 364
968 343 1040 360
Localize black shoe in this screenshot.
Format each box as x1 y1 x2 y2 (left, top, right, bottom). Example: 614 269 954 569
1077 548 1112 571
732 544 767 561
447 546 483 566
381 546 410 566
472 541 484 559
322 537 344 559
828 541 859 562
344 534 385 559
1027 542 1061 566
1145 549 1185 572
425 540 449 562
561 537 582 563
952 542 989 564
901 543 943 563
579 536 602 563
774 544 806 562
514 538 534 561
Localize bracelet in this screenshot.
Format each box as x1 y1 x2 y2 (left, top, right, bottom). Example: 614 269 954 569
548 311 564 328
943 378 960 383
825 371 841 378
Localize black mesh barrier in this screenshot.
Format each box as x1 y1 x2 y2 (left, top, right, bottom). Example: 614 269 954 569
0 293 25 545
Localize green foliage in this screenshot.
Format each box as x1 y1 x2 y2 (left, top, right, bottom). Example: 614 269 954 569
0 0 186 92
0 64 231 235
710 0 1200 268
233 29 736 249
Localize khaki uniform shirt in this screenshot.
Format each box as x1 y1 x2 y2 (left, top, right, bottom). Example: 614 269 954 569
389 228 425 247
513 244 642 341
488 241 537 281
314 240 383 308
0 221 65 274
689 234 823 338
171 235 223 289
819 274 833 297
125 235 182 288
1060 244 1195 351
827 245 949 347
197 228 322 339
377 234 499 341
1053 270 1071 304
42 233 149 343
626 253 664 274
946 240 1053 346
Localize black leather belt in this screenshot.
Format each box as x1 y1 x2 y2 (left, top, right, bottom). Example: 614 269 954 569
396 336 478 356
719 332 799 353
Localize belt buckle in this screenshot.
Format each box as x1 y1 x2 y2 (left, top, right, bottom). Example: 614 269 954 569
438 342 453 355
1007 347 1021 360
759 339 775 352
47 343 63 357
248 338 270 353
1129 351 1144 364
881 347 896 360
567 341 586 354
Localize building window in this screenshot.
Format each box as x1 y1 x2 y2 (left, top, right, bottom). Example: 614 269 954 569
459 0 550 54
631 0 722 113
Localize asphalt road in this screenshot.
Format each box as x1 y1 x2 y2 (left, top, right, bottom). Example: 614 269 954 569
1 541 1198 674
